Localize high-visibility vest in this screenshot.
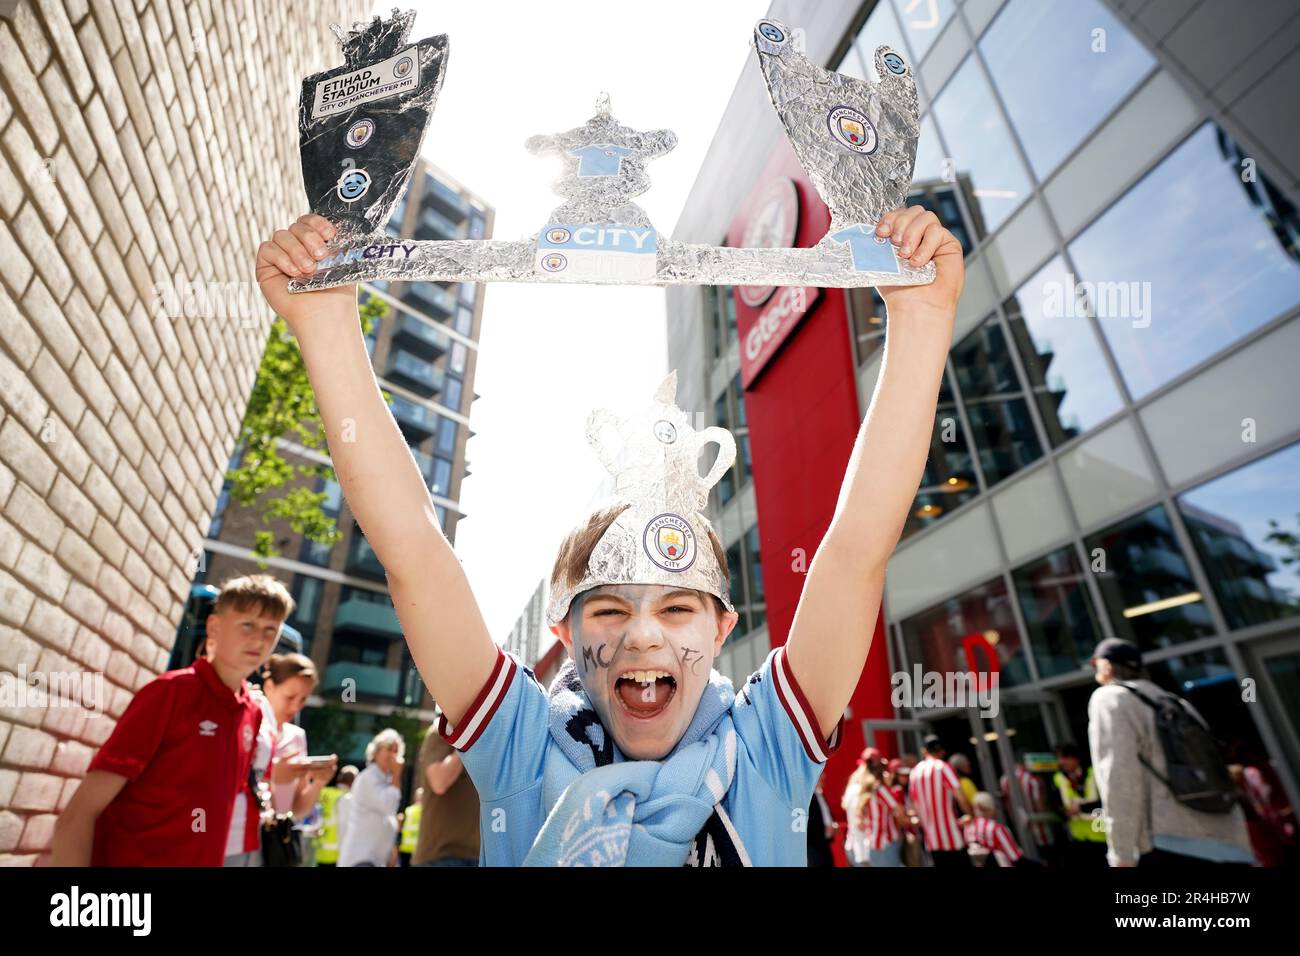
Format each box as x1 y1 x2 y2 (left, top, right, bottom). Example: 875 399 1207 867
317 786 344 863
1053 768 1106 843
400 802 422 854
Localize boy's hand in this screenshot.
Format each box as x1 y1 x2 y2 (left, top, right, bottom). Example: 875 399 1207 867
874 205 964 317
255 213 358 330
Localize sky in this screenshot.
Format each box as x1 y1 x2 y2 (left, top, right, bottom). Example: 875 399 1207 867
378 1 772 642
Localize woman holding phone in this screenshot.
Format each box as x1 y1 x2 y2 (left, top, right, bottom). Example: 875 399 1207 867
261 654 337 820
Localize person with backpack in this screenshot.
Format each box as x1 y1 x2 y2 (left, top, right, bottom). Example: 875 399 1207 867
1087 638 1254 868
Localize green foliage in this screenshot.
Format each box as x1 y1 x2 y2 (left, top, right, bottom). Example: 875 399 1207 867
1265 514 1300 568
301 698 363 765
225 294 390 560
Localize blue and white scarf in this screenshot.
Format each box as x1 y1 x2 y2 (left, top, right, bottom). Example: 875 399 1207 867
523 661 738 867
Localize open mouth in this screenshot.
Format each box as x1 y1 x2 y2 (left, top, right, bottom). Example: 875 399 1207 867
613 669 678 720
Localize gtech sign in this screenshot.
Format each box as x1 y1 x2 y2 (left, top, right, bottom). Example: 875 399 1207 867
727 170 825 388
741 284 821 388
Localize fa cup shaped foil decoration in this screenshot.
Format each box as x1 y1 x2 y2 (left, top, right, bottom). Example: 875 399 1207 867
545 371 738 627
291 13 933 293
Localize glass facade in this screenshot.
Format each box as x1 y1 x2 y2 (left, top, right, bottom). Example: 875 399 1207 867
823 0 1300 855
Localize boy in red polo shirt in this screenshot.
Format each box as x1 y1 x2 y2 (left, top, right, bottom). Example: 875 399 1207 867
52 575 294 866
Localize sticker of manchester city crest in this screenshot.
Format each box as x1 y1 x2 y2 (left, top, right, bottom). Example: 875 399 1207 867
546 227 571 244
652 419 677 444
541 252 567 272
643 513 696 572
827 105 877 154
394 55 414 79
346 117 375 149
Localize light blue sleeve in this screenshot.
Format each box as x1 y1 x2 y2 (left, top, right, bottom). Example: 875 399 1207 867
730 644 844 809
434 647 550 803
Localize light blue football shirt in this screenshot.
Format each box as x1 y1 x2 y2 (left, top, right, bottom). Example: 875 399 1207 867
829 224 902 273
435 643 843 866
569 143 634 178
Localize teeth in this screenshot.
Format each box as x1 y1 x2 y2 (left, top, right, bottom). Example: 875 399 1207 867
623 670 670 684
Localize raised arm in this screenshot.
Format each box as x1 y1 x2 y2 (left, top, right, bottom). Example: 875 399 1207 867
784 207 964 738
255 215 497 724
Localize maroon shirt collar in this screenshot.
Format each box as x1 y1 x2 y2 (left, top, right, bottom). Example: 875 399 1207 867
193 657 252 709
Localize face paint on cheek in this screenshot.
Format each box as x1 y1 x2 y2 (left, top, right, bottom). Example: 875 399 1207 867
569 594 624 727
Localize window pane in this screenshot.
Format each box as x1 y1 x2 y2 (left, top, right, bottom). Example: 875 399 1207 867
1084 505 1214 652
851 0 909 69
1178 441 1300 630
901 575 1032 688
980 0 1153 180
450 342 467 375
443 376 462 412
1013 546 1103 680
1058 417 1157 530
746 526 764 602
1004 255 1124 445
953 317 1042 485
431 457 452 497
726 541 747 610
1068 123 1300 397
931 54 1033 237
298 537 333 568
889 0 955 61
437 416 457 456
847 285 888 364
455 306 473 336
991 464 1072 564
289 576 325 650
905 369 979 538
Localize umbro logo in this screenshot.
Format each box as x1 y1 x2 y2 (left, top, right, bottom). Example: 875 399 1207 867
198 720 218 736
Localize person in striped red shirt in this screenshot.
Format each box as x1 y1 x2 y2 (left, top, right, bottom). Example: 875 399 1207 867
845 749 908 866
1000 758 1057 857
908 736 973 867
964 792 1025 868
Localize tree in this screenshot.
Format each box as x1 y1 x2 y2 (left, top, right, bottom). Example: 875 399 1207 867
224 294 390 559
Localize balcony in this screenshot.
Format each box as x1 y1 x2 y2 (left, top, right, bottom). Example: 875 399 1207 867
385 348 445 397
1130 549 1192 580
389 394 439 440
392 312 450 359
322 661 424 708
402 281 457 319
333 596 402 639
323 661 400 700
1205 533 1277 571
414 207 467 242
423 178 470 222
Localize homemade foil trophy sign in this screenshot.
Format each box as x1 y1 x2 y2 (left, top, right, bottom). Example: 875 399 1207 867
290 10 934 294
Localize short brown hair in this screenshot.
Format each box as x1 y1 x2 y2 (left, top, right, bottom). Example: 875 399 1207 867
549 503 730 620
261 652 317 688
213 574 295 621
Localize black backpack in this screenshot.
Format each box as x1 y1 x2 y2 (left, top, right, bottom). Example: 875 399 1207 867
1116 682 1237 814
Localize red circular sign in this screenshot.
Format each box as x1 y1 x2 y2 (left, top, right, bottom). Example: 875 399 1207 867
736 177 800 308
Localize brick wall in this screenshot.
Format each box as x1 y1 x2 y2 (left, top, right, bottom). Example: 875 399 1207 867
0 0 369 865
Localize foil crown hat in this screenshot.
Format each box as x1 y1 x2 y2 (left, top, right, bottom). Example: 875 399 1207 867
545 371 737 627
